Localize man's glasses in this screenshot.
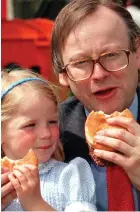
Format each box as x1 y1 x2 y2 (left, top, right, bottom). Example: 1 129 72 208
61 49 130 82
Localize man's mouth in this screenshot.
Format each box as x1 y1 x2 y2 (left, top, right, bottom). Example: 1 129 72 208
94 87 117 100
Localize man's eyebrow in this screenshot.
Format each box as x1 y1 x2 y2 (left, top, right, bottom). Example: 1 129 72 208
69 54 91 62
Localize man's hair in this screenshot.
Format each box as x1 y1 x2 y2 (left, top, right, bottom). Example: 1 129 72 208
1 69 64 161
51 0 140 74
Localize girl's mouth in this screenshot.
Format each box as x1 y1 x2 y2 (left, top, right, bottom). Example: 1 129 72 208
35 145 52 150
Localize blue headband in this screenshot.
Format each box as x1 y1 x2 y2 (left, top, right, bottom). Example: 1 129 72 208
1 77 48 99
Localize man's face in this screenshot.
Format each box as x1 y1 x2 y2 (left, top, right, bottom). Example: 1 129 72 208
59 6 139 114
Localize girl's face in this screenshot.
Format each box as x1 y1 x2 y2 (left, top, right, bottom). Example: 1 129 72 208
2 92 59 163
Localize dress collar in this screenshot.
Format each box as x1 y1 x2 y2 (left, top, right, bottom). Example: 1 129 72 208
39 159 58 174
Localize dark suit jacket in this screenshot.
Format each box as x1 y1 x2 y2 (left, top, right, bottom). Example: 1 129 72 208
59 86 140 209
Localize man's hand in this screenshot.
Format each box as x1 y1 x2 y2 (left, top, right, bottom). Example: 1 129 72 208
94 116 140 190
1 167 17 210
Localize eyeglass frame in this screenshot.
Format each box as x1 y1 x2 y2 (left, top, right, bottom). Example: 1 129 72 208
61 49 130 82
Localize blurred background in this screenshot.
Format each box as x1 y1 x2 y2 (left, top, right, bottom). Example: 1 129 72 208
1 0 140 100
5 0 70 20
1 0 71 101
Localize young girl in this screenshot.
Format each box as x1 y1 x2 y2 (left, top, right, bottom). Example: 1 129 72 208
1 69 97 211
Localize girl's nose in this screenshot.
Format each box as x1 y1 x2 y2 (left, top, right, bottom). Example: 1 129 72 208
91 62 110 81
38 127 52 139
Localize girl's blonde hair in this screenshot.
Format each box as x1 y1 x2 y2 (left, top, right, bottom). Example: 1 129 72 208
1 69 64 161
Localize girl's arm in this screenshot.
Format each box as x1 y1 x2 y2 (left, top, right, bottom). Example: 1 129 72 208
58 157 97 211
23 198 55 211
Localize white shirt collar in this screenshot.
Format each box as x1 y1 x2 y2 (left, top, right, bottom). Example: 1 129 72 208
84 93 138 120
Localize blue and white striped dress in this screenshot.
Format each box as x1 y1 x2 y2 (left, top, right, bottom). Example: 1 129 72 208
4 157 96 211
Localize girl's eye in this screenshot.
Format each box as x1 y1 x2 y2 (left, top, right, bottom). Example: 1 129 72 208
48 120 58 125
24 123 36 128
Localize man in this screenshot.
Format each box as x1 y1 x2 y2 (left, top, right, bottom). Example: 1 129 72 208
51 0 140 210
2 0 140 210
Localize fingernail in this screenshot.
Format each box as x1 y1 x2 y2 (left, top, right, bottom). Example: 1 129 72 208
106 118 113 122
8 173 12 177
94 135 103 140
96 131 104 135
94 149 101 156
13 165 20 169
8 172 13 177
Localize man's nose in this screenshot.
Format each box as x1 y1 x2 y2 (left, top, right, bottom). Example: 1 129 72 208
38 127 52 139
91 62 110 81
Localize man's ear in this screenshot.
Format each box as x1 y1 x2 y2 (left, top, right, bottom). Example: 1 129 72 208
59 73 69 86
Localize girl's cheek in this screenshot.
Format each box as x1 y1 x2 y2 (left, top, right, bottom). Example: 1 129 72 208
52 126 59 140
18 131 36 148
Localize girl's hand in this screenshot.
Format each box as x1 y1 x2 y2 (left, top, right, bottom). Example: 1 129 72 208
8 164 43 210
94 116 140 190
1 167 17 210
